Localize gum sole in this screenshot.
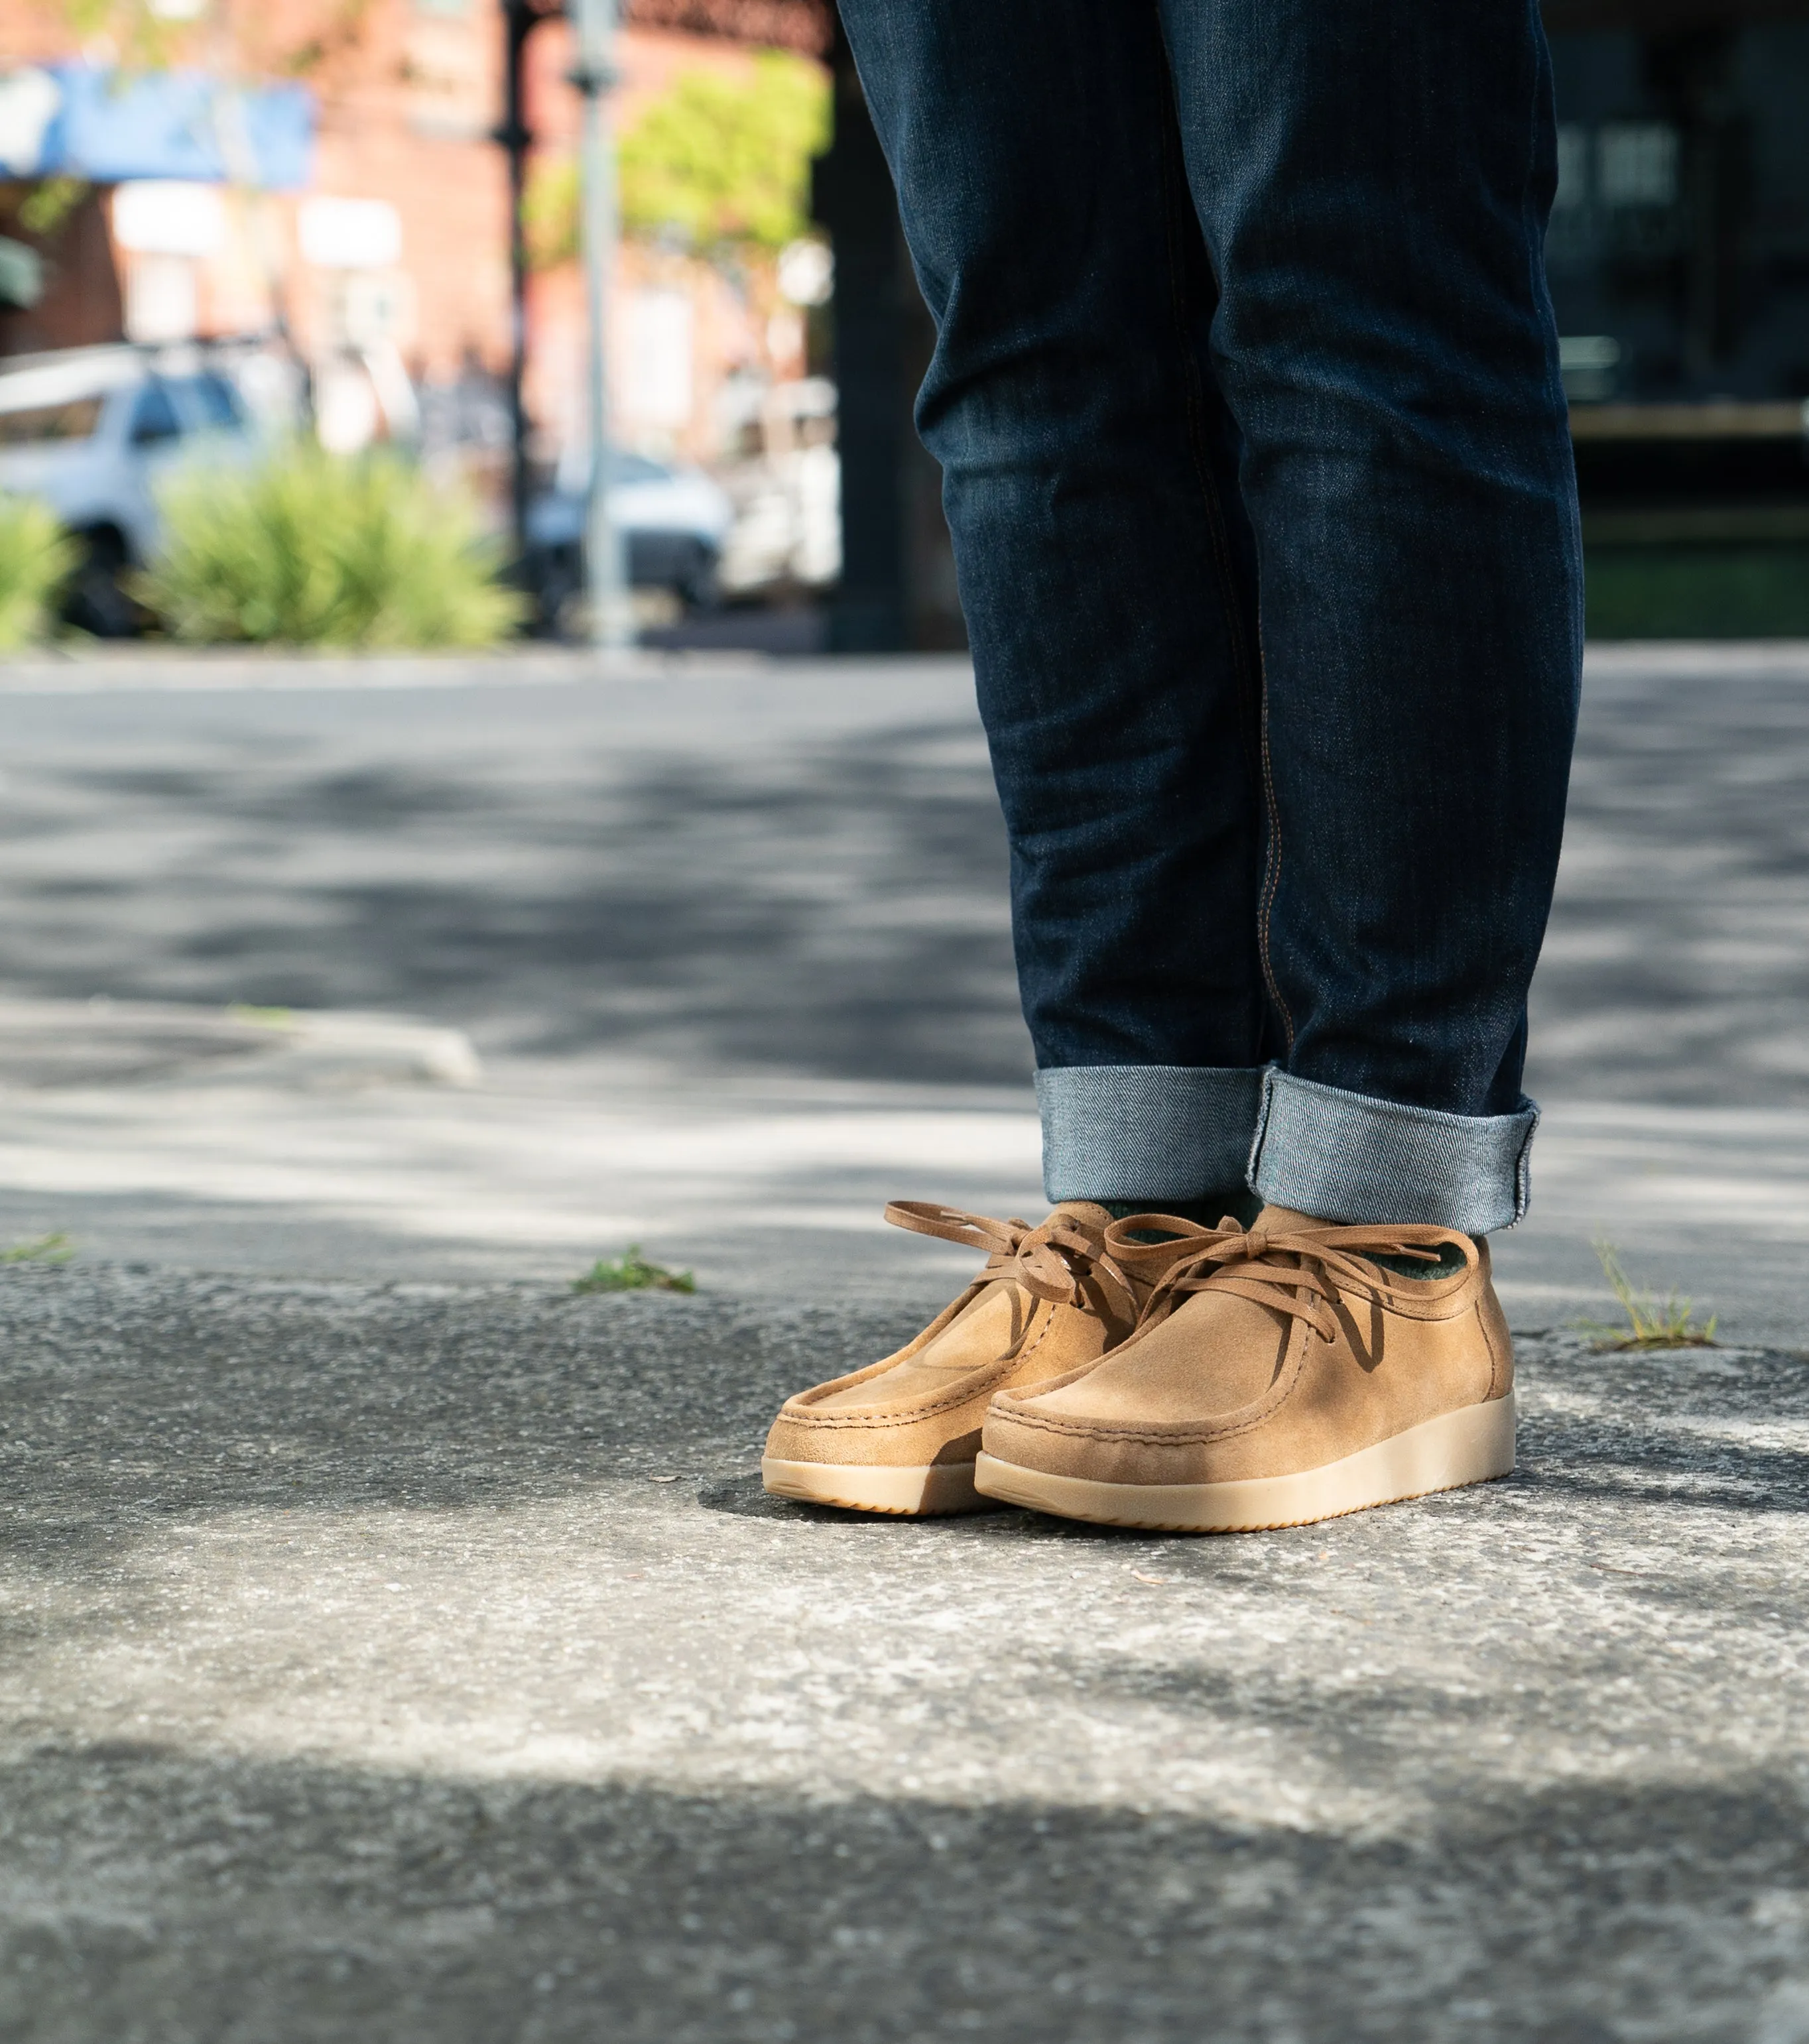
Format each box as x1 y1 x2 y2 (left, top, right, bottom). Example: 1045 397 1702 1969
973 1394 1516 1532
760 1455 991 1517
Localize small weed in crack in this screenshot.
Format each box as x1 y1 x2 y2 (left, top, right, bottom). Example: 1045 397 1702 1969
572 1246 696 1295
1580 1237 1716 1351
0 1232 73 1266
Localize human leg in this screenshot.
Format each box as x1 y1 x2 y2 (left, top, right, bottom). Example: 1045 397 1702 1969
762 0 1276 1515
1151 0 1584 1234
769 0 1580 1525
836 0 1273 1208
975 0 1582 1527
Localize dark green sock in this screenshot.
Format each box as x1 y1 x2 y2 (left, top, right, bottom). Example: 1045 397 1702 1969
1099 1187 1262 1233
1094 1190 1469 1274
1370 1243 1471 1280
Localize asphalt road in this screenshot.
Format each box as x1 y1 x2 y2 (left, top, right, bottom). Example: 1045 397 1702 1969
0 652 1018 1085
5 644 1809 1105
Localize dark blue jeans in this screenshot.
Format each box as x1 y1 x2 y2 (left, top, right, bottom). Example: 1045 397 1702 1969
836 0 1584 1232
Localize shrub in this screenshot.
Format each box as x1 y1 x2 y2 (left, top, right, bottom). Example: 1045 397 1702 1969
0 495 76 648
139 444 526 648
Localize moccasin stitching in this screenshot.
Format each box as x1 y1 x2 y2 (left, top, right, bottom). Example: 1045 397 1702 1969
989 1306 1503 1452
989 1399 1300 1449
782 1284 1005 1412
989 1406 1300 1455
782 1368 1019 1431
788 1292 1118 1431
991 1372 1517 1454
989 1319 1314 1449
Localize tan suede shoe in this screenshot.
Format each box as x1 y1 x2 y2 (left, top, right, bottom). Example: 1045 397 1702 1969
761 1201 1141 1516
973 1205 1515 1532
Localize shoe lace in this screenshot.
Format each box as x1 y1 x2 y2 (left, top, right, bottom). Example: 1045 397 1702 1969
1104 1217 1469 1344
884 1201 1139 1325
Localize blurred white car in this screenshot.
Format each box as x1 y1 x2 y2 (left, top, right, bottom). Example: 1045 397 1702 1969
0 342 262 632
716 376 842 597
525 449 735 629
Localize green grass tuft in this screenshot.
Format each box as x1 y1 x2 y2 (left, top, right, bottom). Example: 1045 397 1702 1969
228 1002 295 1028
572 1246 696 1295
136 442 527 648
1580 1237 1716 1351
0 1231 73 1266
0 495 77 648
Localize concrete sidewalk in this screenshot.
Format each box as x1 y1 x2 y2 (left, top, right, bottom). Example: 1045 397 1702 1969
0 644 1806 2040
3 1261 1806 2042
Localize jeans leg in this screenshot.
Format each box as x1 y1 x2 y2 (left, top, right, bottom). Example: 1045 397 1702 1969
834 0 1271 1203
1154 0 1584 1231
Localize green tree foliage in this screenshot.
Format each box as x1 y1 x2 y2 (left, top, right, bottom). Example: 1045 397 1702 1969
31 0 371 84
35 0 178 72
0 496 76 648
138 444 525 648
523 158 583 272
623 52 829 251
17 176 91 239
527 52 830 269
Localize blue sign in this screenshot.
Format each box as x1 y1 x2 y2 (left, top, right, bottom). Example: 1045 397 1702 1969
0 64 314 190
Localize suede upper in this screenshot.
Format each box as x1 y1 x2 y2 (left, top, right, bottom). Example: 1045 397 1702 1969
981 1205 1513 1488
764 1201 1142 1471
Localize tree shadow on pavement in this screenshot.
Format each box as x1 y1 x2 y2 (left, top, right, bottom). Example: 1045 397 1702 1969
3 1270 1808 2041
1 723 1028 1087
2 1746 1804 2043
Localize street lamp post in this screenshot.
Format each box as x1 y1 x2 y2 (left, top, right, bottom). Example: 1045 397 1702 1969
497 0 540 564
569 0 631 649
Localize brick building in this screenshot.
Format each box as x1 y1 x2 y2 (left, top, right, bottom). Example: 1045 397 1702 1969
0 0 828 467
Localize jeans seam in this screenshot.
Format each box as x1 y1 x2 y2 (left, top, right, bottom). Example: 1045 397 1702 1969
1153 48 1253 697
1521 3 1562 421
1255 618 1295 1051
1150 3 1277 1055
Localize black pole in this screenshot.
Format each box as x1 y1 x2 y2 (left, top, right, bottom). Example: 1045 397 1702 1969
496 0 542 562
810 15 965 652
811 19 904 649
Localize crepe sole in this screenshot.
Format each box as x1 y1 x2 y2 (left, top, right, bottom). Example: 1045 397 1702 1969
760 1455 991 1516
973 1394 1516 1532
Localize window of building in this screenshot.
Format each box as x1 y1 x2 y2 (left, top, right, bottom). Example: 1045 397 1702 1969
1598 123 1679 210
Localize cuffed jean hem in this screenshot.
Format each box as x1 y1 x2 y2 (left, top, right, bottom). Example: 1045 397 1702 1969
1036 1064 1267 1203
1247 1069 1538 1234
